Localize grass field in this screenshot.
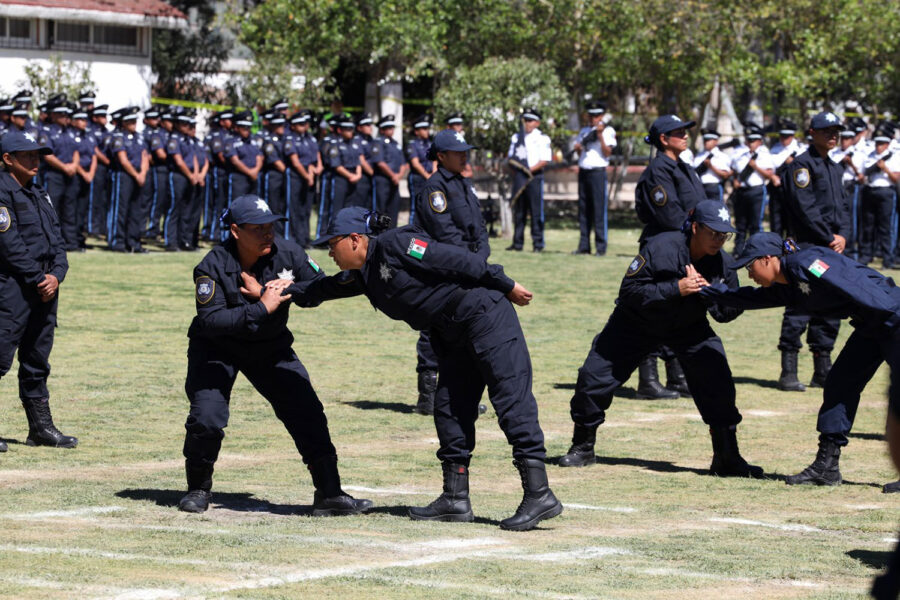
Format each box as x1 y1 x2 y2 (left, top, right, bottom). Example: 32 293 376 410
0 223 897 599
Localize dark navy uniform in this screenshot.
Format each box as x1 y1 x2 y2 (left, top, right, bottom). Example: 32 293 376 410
108 128 148 251
570 231 743 429
225 136 262 207
574 106 616 254
165 130 196 250
73 124 97 242
0 171 68 403
779 142 850 361
283 129 317 246
40 123 81 250
206 126 229 242
351 131 376 209
635 154 706 244
293 225 546 465
323 136 361 228
373 133 405 226
405 136 432 223
145 125 169 239
88 118 112 237
262 134 287 235
189 135 209 247
315 132 338 240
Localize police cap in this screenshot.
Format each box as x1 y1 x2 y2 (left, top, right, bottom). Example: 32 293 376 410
430 128 476 153
444 111 464 125
269 112 286 125
337 113 355 129
120 106 140 122
289 110 311 124
72 110 88 120
873 124 895 144
586 100 606 115
91 104 109 117
777 118 798 136
1 129 52 155
730 232 787 269
234 111 254 127
745 123 764 141
219 109 234 121
357 112 374 126
11 103 29 117
522 107 542 121
144 106 161 119
13 90 32 103
692 199 736 234
0 99 13 112
224 195 287 226
79 90 96 104
809 111 842 130
645 114 695 144
312 206 381 245
271 98 289 112
378 114 396 128
412 114 431 129
701 128 720 140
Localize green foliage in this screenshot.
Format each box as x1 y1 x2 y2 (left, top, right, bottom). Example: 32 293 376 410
19 55 95 109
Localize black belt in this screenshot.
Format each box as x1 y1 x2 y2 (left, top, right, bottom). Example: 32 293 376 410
441 288 468 318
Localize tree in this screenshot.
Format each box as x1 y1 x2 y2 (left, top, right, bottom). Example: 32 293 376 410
19 55 95 109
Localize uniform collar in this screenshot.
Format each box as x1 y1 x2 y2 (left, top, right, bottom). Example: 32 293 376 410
437 165 459 180
221 237 281 274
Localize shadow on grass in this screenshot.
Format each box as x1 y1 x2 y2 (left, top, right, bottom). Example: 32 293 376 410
849 431 887 442
847 549 891 570
545 454 710 476
732 376 782 390
551 384 644 400
367 505 504 527
343 400 417 414
0 437 27 446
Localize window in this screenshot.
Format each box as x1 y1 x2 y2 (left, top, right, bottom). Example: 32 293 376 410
56 22 89 44
0 17 37 48
50 21 144 56
94 25 137 48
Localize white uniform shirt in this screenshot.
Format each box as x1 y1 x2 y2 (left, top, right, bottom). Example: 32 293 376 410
829 146 865 184
770 138 805 170
576 125 617 169
863 149 900 188
508 128 552 169
692 146 732 184
731 145 774 187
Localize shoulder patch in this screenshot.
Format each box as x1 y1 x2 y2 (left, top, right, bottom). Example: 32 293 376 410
195 276 215 304
807 258 829 278
0 206 10 233
650 185 667 206
429 190 448 213
407 237 428 260
625 254 646 276
793 167 810 188
307 257 321 273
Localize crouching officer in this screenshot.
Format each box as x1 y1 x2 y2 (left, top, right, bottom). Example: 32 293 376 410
291 207 563 531
702 232 900 491
559 201 761 478
179 194 372 515
0 130 77 450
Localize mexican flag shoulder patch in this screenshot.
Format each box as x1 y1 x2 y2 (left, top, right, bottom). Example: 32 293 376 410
407 238 428 260
808 258 829 278
307 257 321 272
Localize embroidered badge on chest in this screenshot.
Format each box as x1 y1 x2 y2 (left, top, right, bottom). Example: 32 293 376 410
797 281 811 295
625 254 646 276
0 206 10 233
794 168 810 188
650 185 667 206
379 262 392 281
429 191 447 213
277 268 294 281
808 258 829 277
195 276 215 304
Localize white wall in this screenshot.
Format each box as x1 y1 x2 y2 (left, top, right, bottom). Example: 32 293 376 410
0 48 152 111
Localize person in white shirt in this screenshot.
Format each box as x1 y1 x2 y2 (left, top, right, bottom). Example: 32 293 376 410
829 127 865 260
572 100 616 255
859 125 900 268
506 107 552 252
692 129 733 201
767 118 805 236
730 124 775 256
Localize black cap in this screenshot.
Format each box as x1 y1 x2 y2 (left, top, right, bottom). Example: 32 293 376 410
11 103 29 117
0 98 12 112
13 90 32 103
444 111 464 125
429 129 476 156
234 111 253 127
522 107 542 121
731 232 787 269
337 112 355 128
312 206 380 245
645 114 695 144
873 124 895 144
289 110 311 124
0 130 52 155
79 90 96 104
378 114 397 128
224 195 287 226
91 104 109 117
586 100 606 115
692 200 736 233
413 114 431 129
809 111 842 130
777 118 798 135
745 123 764 141
144 106 161 119
356 112 374 126
271 98 289 112
701 128 720 140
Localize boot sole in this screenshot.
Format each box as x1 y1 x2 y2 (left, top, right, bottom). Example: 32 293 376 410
26 438 77 449
558 457 597 468
312 507 374 517
178 502 209 513
635 393 679 400
408 509 474 522
785 477 842 486
499 501 563 532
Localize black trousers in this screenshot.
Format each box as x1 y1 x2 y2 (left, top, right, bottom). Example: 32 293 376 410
327 175 354 231
703 183 723 202
186 183 203 247
164 172 194 250
778 308 840 354
286 172 311 247
570 310 742 429
183 339 337 467
146 166 169 239
431 292 546 464
767 181 787 237
349 174 374 209
416 330 439 372
408 173 426 224
208 167 227 242
511 173 545 250
44 171 81 251
844 181 860 259
0 278 58 400
108 171 145 251
576 168 608 254
732 185 766 257
263 170 286 237
75 175 92 243
89 163 108 237
374 175 400 228
859 186 896 265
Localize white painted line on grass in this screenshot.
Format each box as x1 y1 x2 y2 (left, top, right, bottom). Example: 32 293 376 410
634 567 822 588
884 537 898 544
507 546 630 562
353 574 600 600
0 506 125 519
564 502 637 513
845 504 884 510
409 537 506 550
0 544 272 571
709 517 822 532
342 484 430 496
744 410 783 417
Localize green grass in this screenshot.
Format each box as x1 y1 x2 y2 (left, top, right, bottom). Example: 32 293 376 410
0 225 895 599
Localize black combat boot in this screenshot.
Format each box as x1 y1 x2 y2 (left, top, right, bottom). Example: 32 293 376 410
408 462 474 522
709 425 764 478
777 351 806 392
665 359 691 397
785 439 842 486
883 480 900 494
308 455 373 516
809 351 832 388
21 398 77 448
416 369 438 415
179 461 213 513
500 458 563 531
0 438 6 452
558 423 598 467
636 357 679 399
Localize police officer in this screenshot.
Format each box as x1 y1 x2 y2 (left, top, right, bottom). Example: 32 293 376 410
859 125 900 268
164 111 201 251
406 115 434 223
322 114 362 229
261 112 288 238
296 206 563 531
88 105 112 238
506 108 552 252
71 109 97 247
730 123 775 256
408 129 491 415
0 130 77 450
692 129 733 201
178 194 372 515
768 118 804 237
144 106 170 242
225 111 263 214
351 112 376 209
283 110 317 247
559 201 761 479
573 100 616 255
186 115 209 249
108 107 149 252
634 114 707 399
206 109 233 242
704 232 900 490
777 111 850 391
372 114 407 228
40 99 81 251
0 98 13 139
315 114 340 241
139 106 163 242
830 125 864 260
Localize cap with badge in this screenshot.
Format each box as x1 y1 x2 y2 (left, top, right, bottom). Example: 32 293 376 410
14 90 32 104
0 98 13 113
745 123 764 141
730 232 787 269
691 199 736 233
144 106 161 119
809 111 842 130
312 206 381 245
378 114 396 129
644 114 695 144
91 104 109 118
337 112 355 129
431 128 475 153
269 112 286 126
121 106 141 122
11 103 29 118
219 108 234 121
1 129 52 155
778 118 798 136
701 128 720 140
222 194 287 226
78 90 96 105
873 123 895 144
234 110 253 128
72 109 88 120
412 114 431 129
356 112 374 126
271 98 289 112
522 107 542 121
289 109 311 124
444 112 463 125
586 100 606 116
